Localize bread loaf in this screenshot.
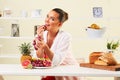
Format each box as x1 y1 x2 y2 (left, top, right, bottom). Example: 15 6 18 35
94 59 108 66
98 53 117 65
89 52 104 64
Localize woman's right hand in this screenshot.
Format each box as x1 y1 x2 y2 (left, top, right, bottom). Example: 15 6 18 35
33 25 45 50
33 24 47 50
37 25 46 37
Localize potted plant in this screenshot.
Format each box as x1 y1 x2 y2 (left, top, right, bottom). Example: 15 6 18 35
18 42 32 63
107 40 119 53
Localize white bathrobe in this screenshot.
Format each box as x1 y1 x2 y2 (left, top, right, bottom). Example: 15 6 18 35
33 30 82 80
33 30 78 66
44 30 78 66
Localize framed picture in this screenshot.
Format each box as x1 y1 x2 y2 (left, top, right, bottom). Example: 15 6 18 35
31 9 41 18
11 24 19 37
34 25 40 36
93 7 103 18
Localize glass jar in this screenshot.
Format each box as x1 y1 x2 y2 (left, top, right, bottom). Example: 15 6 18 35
3 8 11 17
107 49 120 64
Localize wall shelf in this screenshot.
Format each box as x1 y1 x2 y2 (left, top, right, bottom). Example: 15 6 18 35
0 17 42 20
0 36 34 39
0 54 20 58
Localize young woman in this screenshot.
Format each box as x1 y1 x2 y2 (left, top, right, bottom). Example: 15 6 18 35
33 8 80 80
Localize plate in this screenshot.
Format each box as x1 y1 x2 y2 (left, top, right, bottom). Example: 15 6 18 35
34 66 52 69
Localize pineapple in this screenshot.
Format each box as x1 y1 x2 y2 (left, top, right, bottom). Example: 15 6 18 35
18 42 32 63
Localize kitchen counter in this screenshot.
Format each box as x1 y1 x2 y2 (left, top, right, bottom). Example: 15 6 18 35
0 64 120 80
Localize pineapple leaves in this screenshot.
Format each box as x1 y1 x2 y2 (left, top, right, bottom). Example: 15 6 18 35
18 42 32 55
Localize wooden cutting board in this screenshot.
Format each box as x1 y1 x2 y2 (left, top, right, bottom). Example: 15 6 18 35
80 63 120 71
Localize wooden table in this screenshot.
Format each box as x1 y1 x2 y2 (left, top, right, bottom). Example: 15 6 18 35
0 64 120 80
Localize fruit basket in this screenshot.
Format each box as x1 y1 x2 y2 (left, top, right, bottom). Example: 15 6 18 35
21 58 52 69
86 24 106 38
31 58 52 68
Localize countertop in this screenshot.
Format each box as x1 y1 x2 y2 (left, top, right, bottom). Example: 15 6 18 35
0 64 120 77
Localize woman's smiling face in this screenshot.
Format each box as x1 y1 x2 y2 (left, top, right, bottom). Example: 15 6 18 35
45 10 62 31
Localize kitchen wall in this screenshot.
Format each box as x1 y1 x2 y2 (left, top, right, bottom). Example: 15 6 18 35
0 0 120 80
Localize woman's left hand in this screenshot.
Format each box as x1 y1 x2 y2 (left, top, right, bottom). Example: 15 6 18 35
35 36 45 49
33 35 46 50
